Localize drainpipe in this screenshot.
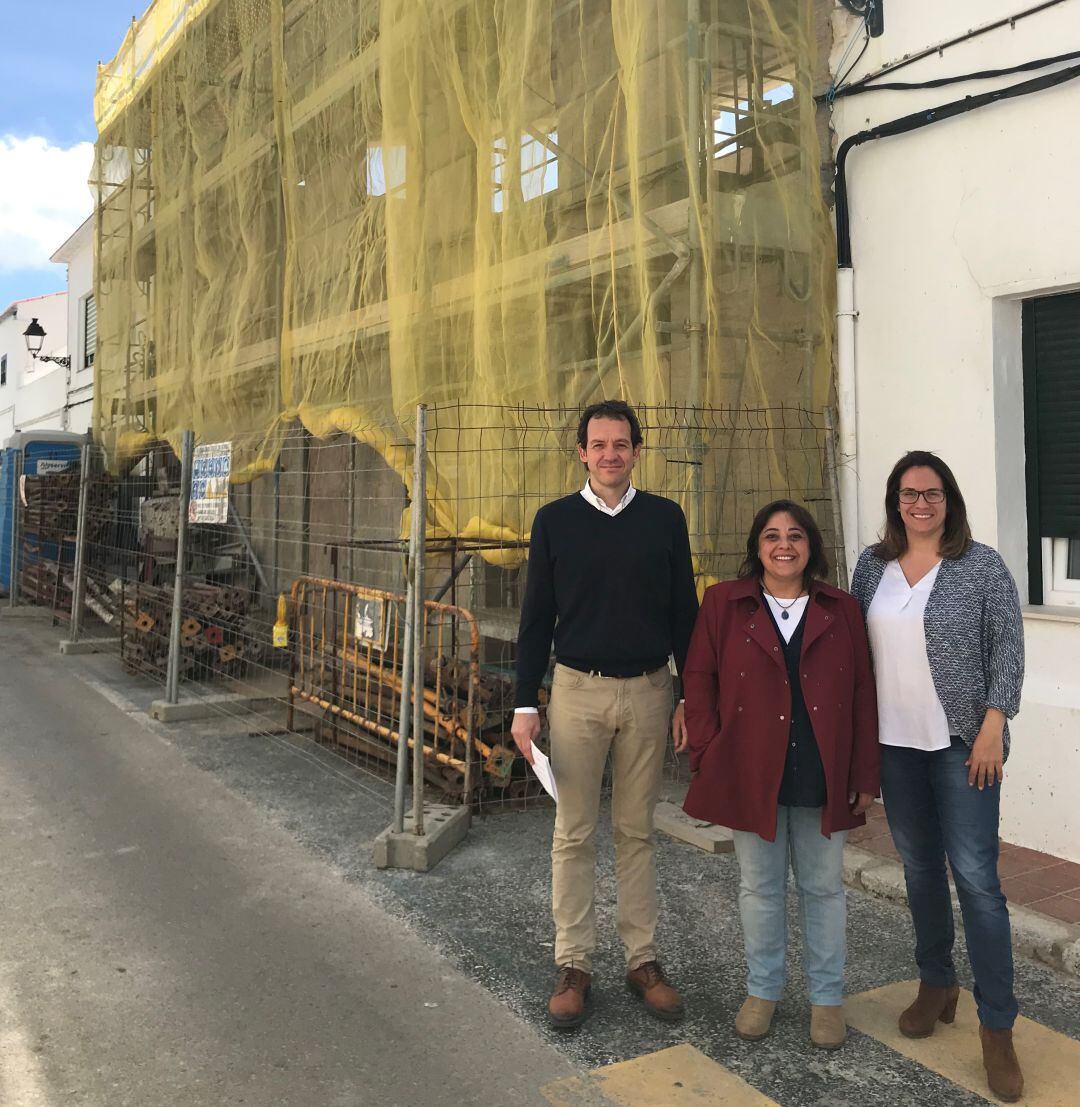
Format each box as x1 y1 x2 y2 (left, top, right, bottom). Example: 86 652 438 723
836 267 858 582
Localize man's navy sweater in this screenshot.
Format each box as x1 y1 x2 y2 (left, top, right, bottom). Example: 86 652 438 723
514 489 699 708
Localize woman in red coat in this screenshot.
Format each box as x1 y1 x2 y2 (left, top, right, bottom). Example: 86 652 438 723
683 500 879 1050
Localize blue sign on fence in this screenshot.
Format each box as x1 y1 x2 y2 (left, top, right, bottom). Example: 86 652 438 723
189 442 232 524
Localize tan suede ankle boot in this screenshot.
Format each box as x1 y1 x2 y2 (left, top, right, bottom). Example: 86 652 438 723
734 996 777 1041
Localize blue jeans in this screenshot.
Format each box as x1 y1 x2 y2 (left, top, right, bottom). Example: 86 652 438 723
881 739 1018 1030
733 807 847 1006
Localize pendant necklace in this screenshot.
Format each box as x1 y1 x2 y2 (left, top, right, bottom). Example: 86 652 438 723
765 589 803 620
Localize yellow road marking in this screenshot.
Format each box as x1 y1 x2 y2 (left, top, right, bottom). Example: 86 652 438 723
541 1044 779 1106
847 981 1080 1106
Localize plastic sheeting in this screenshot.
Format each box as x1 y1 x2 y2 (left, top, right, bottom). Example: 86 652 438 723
93 0 835 558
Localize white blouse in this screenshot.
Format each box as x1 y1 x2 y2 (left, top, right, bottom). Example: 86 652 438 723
866 559 952 751
763 593 808 643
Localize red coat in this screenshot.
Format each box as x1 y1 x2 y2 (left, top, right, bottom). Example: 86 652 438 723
682 577 879 841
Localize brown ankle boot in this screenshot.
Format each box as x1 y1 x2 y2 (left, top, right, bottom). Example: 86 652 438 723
626 960 685 1022
980 1025 1024 1103
548 965 592 1029
898 981 960 1039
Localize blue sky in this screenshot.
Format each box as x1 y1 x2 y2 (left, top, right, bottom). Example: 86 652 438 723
0 1 140 309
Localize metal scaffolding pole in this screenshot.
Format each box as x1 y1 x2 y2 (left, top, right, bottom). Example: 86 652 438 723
411 404 428 836
687 0 707 552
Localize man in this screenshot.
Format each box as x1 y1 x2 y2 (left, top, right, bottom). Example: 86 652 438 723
511 399 699 1029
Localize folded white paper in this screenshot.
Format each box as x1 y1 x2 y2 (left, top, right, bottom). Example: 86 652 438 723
530 747 558 802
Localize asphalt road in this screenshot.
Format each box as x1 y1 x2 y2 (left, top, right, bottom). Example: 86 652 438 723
2 617 1077 1107
0 621 577 1107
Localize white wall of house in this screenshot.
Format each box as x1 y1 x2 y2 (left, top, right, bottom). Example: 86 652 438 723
830 1 1080 860
51 216 95 436
0 292 69 441
0 216 95 442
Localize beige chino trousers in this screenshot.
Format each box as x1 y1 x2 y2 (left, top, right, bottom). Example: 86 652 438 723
548 662 673 973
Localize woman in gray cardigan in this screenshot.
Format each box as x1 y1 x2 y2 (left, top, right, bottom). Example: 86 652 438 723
851 450 1025 1104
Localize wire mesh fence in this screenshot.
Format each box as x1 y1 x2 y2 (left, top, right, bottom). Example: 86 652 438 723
48 403 841 813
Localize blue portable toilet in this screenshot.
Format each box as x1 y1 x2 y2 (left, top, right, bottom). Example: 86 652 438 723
0 430 85 594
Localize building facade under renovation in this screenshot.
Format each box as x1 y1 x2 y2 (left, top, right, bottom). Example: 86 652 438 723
91 0 837 571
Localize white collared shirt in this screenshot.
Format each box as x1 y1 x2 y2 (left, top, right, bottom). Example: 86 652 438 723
866 559 952 751
580 479 636 516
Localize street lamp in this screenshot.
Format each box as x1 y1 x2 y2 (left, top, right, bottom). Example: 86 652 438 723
22 317 71 369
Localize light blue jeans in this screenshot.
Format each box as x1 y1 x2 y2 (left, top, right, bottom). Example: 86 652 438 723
732 806 848 1005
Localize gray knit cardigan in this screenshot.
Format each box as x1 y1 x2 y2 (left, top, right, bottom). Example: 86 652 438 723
850 542 1025 759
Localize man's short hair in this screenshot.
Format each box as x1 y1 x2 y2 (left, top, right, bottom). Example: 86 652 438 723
576 400 643 449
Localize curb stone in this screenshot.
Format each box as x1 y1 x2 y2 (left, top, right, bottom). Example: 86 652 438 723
841 846 1080 981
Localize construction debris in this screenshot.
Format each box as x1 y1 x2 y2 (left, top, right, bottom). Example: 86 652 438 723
118 580 266 680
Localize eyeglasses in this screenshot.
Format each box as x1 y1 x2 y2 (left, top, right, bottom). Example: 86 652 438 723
898 488 945 504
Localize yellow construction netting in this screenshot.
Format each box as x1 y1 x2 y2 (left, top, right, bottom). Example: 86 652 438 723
93 0 835 560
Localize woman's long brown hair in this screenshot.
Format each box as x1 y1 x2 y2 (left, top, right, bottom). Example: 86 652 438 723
873 450 973 561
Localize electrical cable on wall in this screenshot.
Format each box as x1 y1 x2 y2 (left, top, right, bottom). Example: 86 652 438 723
833 48 1080 98
834 60 1080 267
826 15 871 104
838 0 1070 96
838 0 884 37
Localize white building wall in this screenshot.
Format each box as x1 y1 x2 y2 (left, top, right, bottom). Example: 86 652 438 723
830 1 1080 860
53 218 95 436
0 292 69 441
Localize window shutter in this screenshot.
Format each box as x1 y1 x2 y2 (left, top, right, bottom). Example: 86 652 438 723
1027 291 1080 539
83 295 97 369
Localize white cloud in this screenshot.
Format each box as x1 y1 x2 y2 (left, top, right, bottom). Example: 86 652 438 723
0 134 94 273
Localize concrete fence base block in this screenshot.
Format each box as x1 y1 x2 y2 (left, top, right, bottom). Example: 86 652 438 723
149 693 277 723
373 805 470 872
0 605 53 619
60 637 118 655
653 801 734 854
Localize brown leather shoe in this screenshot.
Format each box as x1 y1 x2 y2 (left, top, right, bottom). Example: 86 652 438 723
980 1025 1024 1103
548 965 592 1029
898 981 961 1039
626 960 685 1023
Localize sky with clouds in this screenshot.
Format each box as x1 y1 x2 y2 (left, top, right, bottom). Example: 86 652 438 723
0 1 140 310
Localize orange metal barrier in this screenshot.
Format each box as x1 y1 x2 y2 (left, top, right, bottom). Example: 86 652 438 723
286 576 515 801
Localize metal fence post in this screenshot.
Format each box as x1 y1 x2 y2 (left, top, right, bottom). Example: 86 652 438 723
411 404 427 836
165 431 195 704
393 405 425 833
8 449 24 608
69 443 92 642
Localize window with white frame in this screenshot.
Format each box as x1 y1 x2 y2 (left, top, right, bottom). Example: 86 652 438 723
364 142 406 199
1023 290 1080 607
82 294 96 370
0 354 6 387
492 129 558 213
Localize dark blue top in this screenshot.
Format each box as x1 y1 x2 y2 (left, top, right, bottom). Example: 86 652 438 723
762 594 827 809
